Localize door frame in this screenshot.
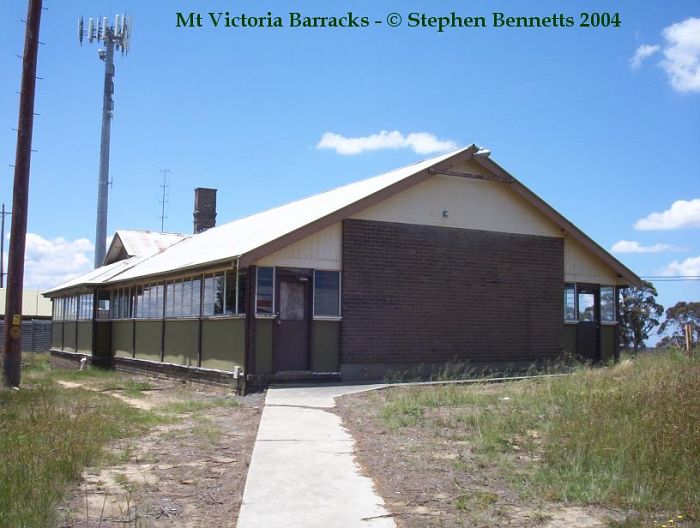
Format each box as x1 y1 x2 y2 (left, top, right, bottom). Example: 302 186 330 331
272 267 313 372
576 283 601 362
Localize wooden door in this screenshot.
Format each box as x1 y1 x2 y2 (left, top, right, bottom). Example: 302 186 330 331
576 284 600 362
273 273 310 372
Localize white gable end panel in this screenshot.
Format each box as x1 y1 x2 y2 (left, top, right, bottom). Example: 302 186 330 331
257 223 342 270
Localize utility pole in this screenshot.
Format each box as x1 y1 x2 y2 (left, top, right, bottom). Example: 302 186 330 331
0 203 12 288
78 14 132 268
159 169 170 232
3 0 43 388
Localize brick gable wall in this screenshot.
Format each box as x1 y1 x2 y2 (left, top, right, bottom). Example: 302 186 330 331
341 219 564 365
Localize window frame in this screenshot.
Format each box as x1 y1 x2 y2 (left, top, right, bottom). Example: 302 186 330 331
600 285 617 324
564 283 577 323
255 266 275 316
312 269 342 319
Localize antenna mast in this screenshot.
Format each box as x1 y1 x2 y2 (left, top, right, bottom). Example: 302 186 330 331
78 13 132 268
159 169 170 232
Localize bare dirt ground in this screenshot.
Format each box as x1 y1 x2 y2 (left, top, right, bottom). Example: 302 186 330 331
336 388 623 528
55 376 263 528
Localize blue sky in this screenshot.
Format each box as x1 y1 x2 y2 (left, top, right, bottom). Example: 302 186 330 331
1 1 699 332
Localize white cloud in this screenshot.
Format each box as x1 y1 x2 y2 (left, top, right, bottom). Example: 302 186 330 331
317 130 458 156
634 198 700 230
22 233 94 290
659 255 700 276
630 44 660 69
661 17 700 93
610 240 678 253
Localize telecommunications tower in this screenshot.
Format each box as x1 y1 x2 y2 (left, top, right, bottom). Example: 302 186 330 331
78 13 132 268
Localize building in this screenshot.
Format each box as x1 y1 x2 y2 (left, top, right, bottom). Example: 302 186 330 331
44 146 641 389
0 288 53 353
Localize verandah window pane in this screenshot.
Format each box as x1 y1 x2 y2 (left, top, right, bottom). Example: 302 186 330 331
578 293 595 322
154 284 164 318
256 267 273 314
564 284 576 321
225 271 236 316
182 280 192 317
314 270 340 317
165 282 175 317
214 274 224 315
192 278 201 317
600 286 615 322
203 276 215 316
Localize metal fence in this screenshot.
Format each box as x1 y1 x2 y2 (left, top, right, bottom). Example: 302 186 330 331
0 318 52 353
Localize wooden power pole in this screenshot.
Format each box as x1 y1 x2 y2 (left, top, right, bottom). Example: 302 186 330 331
3 0 43 388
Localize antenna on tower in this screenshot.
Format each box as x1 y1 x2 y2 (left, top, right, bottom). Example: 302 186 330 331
77 12 133 268
158 169 170 232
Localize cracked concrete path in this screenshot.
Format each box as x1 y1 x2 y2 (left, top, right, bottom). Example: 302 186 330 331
236 384 395 528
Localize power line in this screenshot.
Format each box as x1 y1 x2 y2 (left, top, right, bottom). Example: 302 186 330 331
639 275 700 282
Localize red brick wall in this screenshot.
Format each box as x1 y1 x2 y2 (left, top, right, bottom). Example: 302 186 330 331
341 219 564 365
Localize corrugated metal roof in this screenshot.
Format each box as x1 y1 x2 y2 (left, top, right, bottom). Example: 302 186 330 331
104 230 188 264
44 147 469 295
43 145 642 295
44 257 144 294
109 147 472 282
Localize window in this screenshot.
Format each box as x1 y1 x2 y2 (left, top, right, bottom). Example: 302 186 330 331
313 270 340 317
256 267 274 314
165 282 176 317
153 283 164 318
564 284 576 322
600 286 615 322
192 278 201 317
578 292 595 322
203 273 225 316
225 271 236 315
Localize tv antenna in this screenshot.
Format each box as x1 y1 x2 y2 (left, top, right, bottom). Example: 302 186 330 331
78 13 132 267
159 169 170 232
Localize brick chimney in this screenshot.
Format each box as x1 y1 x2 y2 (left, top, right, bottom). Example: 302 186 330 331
193 188 217 234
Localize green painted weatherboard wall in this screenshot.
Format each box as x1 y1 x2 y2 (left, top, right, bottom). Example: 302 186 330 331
77 322 93 354
163 320 199 367
563 324 576 358
52 322 63 349
63 321 77 352
311 320 340 372
93 321 111 364
255 318 273 374
134 321 162 362
112 320 133 358
201 318 244 371
601 325 616 362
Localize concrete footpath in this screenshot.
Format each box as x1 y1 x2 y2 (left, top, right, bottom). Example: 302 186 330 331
236 384 396 528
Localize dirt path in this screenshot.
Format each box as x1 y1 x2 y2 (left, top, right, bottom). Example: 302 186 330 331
56 377 263 527
336 389 622 528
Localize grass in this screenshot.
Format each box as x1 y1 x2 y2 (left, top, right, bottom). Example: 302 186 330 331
380 350 700 519
160 397 239 415
0 355 166 527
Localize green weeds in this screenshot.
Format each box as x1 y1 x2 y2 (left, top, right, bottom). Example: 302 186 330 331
0 356 165 527
380 351 700 517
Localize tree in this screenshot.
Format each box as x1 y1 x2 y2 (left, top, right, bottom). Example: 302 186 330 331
619 281 664 354
656 335 684 349
658 301 700 348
